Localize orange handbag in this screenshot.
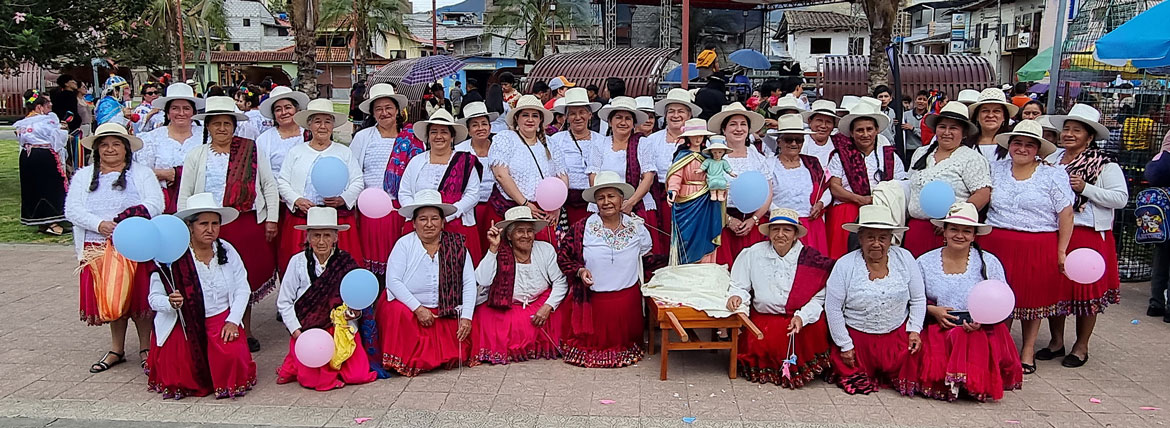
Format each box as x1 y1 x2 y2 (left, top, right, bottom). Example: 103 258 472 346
92 240 138 322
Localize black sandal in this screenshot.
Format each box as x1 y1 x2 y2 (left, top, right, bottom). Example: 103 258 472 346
139 349 149 368
1035 346 1066 361
1061 353 1089 368
90 351 125 373
1021 362 1036 375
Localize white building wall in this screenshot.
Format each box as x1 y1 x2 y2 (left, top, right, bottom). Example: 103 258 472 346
224 0 292 51
785 30 870 73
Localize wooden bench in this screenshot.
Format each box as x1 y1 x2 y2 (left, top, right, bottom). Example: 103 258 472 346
646 298 763 380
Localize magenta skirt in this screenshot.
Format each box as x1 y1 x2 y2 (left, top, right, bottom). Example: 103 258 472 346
562 285 644 368
799 216 829 256
917 323 1022 402
146 311 257 399
978 229 1069 320
276 327 377 391
358 211 406 275
738 311 832 389
1064 227 1122 315
829 324 920 396
470 289 565 365
376 299 471 377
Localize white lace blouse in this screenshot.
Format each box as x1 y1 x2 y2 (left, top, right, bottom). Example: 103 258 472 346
488 130 567 202
455 140 495 203
585 135 657 211
136 125 205 187
642 129 681 184
148 243 250 345
349 126 402 193
986 160 1075 232
14 113 67 155
825 247 926 351
64 163 165 259
582 214 653 293
767 157 832 217
907 146 992 219
398 151 481 225
549 130 602 190
203 151 231 207
917 247 1006 311
800 134 836 168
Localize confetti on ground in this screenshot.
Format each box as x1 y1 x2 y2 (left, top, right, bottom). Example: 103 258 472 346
682 417 696 424
1132 319 1140 324
1140 407 1161 411
599 399 616 405
709 393 716 397
1005 420 1020 424
673 393 680 398
1089 398 1102 404
354 418 372 425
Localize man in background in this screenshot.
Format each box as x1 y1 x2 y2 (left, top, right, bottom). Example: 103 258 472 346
449 81 464 116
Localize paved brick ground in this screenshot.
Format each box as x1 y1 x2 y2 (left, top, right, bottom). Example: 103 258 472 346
0 243 1167 427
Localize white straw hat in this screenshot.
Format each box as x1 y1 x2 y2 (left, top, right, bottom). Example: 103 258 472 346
294 207 350 231
801 99 839 123
678 118 715 137
654 88 701 117
956 89 981 105
414 109 469 144
599 96 649 126
495 205 549 234
583 171 635 203
193 96 249 121
506 95 554 129
838 97 891 137
1049 103 1110 140
836 95 861 114
458 101 499 127
176 192 239 225
842 204 908 233
929 202 991 235
757 207 807 237
399 189 458 220
293 99 347 129
552 87 600 114
773 114 814 135
81 123 143 151
359 83 409 114
768 94 806 114
707 102 765 134
260 86 310 119
923 101 978 136
994 119 1058 157
635 96 656 114
156 82 205 110
968 87 1020 118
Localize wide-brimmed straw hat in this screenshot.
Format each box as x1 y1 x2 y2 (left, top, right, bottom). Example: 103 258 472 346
842 204 909 233
506 95 554 129
293 99 347 129
707 102 765 134
599 96 650 126
929 202 991 235
260 86 310 119
679 118 715 137
399 189 458 220
294 207 350 231
773 114 814 136
176 193 239 225
193 96 249 121
956 89 981 105
836 95 861 115
801 99 839 123
552 87 600 115
458 101 499 127
968 87 1020 118
635 96 656 115
923 101 978 136
1049 103 1110 140
838 97 890 137
81 123 143 151
359 83 409 114
414 109 469 144
156 82 205 110
757 207 808 237
654 88 701 117
495 205 549 235
702 136 734 154
768 94 806 115
994 119 1058 157
1036 115 1058 133
583 171 635 203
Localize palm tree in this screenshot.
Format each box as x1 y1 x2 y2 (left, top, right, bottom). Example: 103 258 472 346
318 0 411 82
142 0 227 72
289 0 320 98
486 0 591 60
860 0 899 91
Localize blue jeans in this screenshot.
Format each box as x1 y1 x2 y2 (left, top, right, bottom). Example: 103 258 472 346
1151 242 1170 309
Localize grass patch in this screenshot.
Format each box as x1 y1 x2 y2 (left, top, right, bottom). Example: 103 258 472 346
0 139 71 244
333 102 350 114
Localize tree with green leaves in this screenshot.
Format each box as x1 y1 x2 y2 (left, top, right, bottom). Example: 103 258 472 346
140 0 228 74
486 0 592 60
289 0 320 97
318 0 411 82
0 1 149 73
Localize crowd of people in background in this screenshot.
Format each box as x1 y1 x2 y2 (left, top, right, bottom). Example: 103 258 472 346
13 69 1139 404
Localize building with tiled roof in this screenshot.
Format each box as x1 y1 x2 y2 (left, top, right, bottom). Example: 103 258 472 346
775 10 871 73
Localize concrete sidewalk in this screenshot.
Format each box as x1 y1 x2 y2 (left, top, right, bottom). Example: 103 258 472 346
0 243 1167 427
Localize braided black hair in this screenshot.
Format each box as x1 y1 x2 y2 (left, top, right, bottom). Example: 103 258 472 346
971 240 989 280
161 99 198 126
88 138 133 192
215 238 229 265
303 242 339 283
201 116 239 145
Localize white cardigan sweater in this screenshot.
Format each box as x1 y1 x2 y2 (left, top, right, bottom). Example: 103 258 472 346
176 143 281 223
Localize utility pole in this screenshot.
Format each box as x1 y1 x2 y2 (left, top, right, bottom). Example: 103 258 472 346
432 0 438 54
1046 0 1068 113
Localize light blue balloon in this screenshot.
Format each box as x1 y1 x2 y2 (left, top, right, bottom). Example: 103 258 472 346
310 156 349 198
112 217 161 262
920 180 957 219
340 269 379 310
728 171 769 213
151 215 191 263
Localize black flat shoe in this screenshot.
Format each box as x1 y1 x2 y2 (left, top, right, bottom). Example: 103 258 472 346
1149 305 1167 317
1061 353 1089 368
1021 362 1036 375
90 351 125 373
248 337 260 353
1035 347 1066 360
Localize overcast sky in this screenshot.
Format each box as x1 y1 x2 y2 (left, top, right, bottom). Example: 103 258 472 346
412 0 467 13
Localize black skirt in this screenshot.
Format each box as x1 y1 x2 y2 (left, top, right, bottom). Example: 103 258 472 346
19 147 67 226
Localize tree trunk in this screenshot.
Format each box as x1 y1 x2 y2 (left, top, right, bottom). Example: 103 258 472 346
861 0 897 92
290 0 320 98
354 3 369 83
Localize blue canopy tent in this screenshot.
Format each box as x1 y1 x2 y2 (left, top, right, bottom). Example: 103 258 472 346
1095 1 1170 68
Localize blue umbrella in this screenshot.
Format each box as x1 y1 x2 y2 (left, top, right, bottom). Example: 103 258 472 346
1095 1 1170 68
665 63 699 82
400 55 467 86
728 49 771 70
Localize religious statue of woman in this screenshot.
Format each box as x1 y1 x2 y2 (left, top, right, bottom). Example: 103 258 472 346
665 119 725 264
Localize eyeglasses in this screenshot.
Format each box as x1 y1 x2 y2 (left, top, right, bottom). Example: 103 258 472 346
780 137 803 144
144 91 159 95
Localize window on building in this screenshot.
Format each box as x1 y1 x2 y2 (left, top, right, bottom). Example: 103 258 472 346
848 37 864 55
243 19 251 27
809 38 832 54
229 43 240 51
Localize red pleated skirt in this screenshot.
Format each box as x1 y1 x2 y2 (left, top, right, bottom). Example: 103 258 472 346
277 207 364 275
78 243 152 326
375 299 470 377
402 218 483 266
1064 227 1122 316
470 289 565 365
902 218 944 257
978 229 1069 320
219 211 278 303
562 285 644 368
276 327 378 391
162 178 181 214
473 203 494 260
564 189 591 227
826 203 860 259
799 217 829 256
656 195 673 246
737 311 832 389
357 210 406 276
829 324 920 396
916 323 1022 402
716 209 767 267
146 311 257 399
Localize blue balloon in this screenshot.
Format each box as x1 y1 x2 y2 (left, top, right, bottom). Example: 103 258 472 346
112 217 161 262
340 269 379 310
920 180 957 219
151 215 191 263
310 156 349 198
728 171 769 213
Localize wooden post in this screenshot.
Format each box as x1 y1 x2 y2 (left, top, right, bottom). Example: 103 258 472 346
680 0 690 89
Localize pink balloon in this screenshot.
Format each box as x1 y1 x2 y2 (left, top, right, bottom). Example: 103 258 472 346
967 279 1015 324
358 188 394 219
535 177 568 211
294 328 335 368
1065 248 1106 284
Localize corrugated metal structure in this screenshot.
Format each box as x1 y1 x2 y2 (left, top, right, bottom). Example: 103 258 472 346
366 58 437 122
525 48 675 97
818 55 996 102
